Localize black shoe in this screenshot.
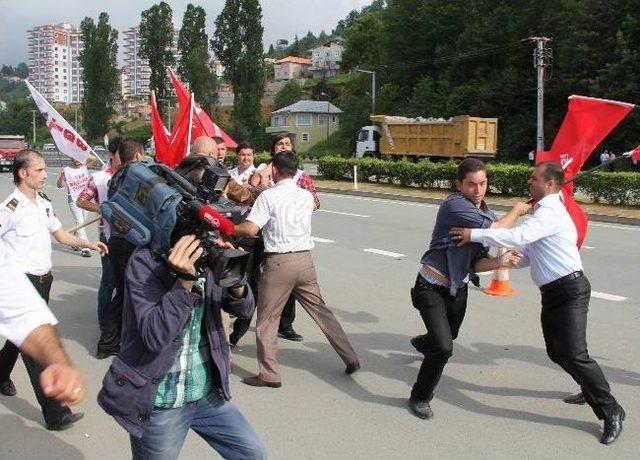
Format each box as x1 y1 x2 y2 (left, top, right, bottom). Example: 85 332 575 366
0 379 16 396
96 347 119 360
345 361 361 375
408 398 433 419
410 335 429 355
278 329 303 342
46 412 84 431
229 332 240 348
600 405 625 445
470 273 481 288
563 392 587 405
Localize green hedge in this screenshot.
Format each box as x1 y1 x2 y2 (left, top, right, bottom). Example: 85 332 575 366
318 156 640 206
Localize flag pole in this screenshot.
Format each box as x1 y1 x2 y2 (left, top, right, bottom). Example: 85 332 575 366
186 92 194 157
562 148 637 186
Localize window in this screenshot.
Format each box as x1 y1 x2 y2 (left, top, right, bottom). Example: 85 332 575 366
296 113 312 126
301 133 310 142
318 114 329 125
332 116 337 123
334 51 340 57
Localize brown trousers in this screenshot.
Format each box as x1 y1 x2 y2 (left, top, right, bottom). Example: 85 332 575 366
256 251 358 382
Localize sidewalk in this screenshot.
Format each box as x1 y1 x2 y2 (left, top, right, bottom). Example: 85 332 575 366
313 178 640 226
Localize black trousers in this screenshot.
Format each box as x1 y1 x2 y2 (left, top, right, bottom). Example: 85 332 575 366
0 272 70 424
410 275 468 402
541 274 617 419
96 235 136 353
231 239 296 342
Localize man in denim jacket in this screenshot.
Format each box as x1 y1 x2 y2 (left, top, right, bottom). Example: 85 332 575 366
98 234 266 459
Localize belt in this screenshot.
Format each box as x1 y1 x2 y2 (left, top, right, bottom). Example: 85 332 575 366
540 271 584 293
420 265 451 288
26 271 53 283
264 250 310 255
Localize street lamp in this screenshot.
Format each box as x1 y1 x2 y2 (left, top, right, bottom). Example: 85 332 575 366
320 91 330 141
356 69 376 114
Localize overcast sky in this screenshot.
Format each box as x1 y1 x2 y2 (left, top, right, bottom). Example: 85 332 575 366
0 0 372 65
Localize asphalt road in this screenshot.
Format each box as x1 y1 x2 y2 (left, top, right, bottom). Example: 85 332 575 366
0 168 638 459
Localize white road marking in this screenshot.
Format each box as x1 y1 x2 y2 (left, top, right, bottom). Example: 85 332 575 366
318 209 370 218
363 248 405 258
312 236 335 243
318 192 436 208
591 291 627 302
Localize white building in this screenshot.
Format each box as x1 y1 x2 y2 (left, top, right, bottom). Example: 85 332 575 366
122 26 181 98
309 41 344 79
27 23 84 104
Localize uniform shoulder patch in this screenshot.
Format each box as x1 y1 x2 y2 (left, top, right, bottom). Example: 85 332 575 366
5 198 19 212
37 191 52 202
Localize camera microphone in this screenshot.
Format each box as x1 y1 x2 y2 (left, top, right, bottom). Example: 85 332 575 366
194 202 236 236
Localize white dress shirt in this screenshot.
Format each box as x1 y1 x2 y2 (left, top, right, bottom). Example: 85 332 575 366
229 164 256 184
0 187 62 275
246 178 314 253
0 251 57 346
470 193 583 287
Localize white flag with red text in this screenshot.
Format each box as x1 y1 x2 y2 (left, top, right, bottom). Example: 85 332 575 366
25 79 96 165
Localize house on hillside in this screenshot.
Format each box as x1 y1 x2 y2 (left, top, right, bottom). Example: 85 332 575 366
309 41 344 78
266 100 342 153
273 56 312 81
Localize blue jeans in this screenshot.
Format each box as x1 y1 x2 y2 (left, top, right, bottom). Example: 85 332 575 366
97 234 115 329
130 391 267 460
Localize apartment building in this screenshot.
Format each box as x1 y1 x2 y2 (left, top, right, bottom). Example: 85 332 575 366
122 26 181 98
27 23 83 104
309 41 344 79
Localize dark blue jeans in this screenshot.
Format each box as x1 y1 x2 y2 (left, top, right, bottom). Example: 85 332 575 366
97 234 115 329
129 391 267 460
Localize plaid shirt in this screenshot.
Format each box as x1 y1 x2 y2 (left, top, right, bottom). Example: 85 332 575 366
154 278 213 408
296 171 320 210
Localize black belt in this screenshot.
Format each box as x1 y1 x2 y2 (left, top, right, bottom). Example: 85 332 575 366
264 250 310 255
540 271 583 293
26 272 53 284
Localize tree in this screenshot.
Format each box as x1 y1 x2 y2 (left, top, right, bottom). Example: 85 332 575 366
15 63 29 79
178 4 217 113
273 80 304 109
267 44 275 55
139 2 175 106
212 0 265 140
79 12 119 141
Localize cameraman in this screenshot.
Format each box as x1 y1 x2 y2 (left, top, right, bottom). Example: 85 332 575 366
98 234 266 460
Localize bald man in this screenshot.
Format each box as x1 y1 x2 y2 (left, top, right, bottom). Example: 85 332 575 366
191 136 220 159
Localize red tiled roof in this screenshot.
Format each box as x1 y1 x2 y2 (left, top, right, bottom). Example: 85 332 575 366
274 56 311 65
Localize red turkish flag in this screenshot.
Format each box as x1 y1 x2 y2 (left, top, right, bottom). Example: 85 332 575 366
150 89 193 168
150 91 169 160
167 68 237 149
536 95 635 248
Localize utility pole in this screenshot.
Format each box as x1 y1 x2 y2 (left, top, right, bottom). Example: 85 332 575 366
356 69 376 114
31 109 37 146
529 36 552 153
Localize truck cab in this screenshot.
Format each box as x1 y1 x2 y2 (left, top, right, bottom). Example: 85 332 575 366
355 125 381 158
0 135 27 172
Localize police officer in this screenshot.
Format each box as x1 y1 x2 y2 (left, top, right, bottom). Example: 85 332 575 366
0 149 106 430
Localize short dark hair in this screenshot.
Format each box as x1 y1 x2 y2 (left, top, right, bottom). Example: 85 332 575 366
107 136 124 155
119 139 144 164
457 158 487 182
270 133 295 154
271 150 298 177
13 149 43 185
537 161 564 188
235 141 254 153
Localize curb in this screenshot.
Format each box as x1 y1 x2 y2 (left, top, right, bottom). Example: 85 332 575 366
316 187 640 227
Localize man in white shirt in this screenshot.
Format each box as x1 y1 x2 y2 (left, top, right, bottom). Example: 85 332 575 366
233 151 359 387
451 161 624 445
0 149 105 430
228 141 256 184
600 150 610 171
56 158 91 257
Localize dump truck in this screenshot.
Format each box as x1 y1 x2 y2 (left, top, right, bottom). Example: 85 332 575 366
0 135 27 172
355 115 498 160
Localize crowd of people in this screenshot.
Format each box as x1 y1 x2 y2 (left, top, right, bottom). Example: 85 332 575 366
0 134 626 458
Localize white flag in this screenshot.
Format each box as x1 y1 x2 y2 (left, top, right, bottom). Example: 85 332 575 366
25 80 102 166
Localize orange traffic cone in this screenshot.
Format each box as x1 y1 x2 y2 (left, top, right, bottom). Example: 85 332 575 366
483 247 517 297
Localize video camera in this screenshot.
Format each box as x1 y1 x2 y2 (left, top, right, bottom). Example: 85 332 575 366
101 160 251 287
